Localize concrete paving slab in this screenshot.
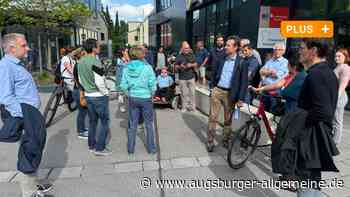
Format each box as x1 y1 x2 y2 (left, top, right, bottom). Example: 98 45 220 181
49 166 82 180
115 162 143 173
0 171 16 183
197 156 227 167
0 182 21 197
171 157 200 169
143 160 172 171
82 164 115 177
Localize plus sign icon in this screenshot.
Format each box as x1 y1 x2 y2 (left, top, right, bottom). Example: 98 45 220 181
280 20 334 38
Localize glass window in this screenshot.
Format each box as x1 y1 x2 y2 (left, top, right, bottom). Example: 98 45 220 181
160 0 172 11
193 10 199 23
160 22 172 49
216 0 229 36
330 0 350 14
292 0 327 17
192 8 206 44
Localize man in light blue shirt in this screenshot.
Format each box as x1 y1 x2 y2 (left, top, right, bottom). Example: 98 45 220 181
208 36 248 152
260 43 289 86
259 42 289 112
0 54 40 118
0 33 51 196
217 55 236 89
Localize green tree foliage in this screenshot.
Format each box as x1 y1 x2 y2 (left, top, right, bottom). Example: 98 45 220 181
112 18 128 53
101 6 128 53
0 0 11 30
0 0 92 34
101 5 113 38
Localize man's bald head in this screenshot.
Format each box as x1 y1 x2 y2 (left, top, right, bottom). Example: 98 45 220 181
240 39 250 48
181 41 191 54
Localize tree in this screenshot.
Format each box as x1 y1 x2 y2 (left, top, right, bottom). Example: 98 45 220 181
114 11 119 34
0 0 11 31
0 0 92 73
2 0 92 33
101 5 113 39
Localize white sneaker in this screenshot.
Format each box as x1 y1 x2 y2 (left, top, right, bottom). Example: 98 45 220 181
120 106 126 113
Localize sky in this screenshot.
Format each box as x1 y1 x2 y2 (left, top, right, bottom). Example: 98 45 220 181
101 0 154 22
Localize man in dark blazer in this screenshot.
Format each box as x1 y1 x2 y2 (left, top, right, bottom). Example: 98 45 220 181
207 36 248 152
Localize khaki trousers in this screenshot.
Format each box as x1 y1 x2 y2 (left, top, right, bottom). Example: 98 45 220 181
208 87 234 143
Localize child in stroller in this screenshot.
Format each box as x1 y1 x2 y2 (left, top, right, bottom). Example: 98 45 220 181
154 67 175 103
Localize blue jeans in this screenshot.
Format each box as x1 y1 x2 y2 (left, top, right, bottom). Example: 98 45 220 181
128 97 156 153
72 89 88 133
85 96 110 151
0 104 46 174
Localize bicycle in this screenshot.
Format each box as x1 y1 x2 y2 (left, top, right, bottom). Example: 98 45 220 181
227 92 284 169
43 78 78 127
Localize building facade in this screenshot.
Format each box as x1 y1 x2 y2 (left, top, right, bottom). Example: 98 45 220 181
149 0 350 108
148 0 187 51
149 0 350 50
127 19 150 46
72 0 108 46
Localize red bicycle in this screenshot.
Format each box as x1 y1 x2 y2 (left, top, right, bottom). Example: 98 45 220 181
227 93 284 169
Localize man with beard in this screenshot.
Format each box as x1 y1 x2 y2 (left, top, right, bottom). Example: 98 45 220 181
208 35 226 88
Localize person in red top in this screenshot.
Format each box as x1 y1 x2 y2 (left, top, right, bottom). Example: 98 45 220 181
251 55 306 113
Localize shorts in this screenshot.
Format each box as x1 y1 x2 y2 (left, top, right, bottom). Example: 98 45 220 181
199 66 206 78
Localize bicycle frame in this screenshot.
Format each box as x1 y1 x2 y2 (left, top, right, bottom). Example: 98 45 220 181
255 95 275 142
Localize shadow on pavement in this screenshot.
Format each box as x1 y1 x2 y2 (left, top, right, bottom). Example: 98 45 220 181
182 112 283 196
41 129 69 182
49 110 71 127
181 112 227 156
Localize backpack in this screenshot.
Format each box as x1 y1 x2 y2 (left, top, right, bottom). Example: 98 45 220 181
54 60 62 84
54 57 70 84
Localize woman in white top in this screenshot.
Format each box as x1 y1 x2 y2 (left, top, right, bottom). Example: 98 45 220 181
60 47 76 91
333 48 350 144
115 48 130 113
156 47 166 71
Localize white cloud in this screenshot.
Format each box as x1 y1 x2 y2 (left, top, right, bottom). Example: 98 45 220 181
102 1 154 22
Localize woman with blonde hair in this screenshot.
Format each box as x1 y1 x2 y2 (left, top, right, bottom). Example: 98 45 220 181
121 47 157 154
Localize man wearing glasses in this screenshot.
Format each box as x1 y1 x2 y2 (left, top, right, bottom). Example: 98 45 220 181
0 33 52 197
259 42 289 112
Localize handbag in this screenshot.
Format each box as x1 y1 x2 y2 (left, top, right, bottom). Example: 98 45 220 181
79 90 87 107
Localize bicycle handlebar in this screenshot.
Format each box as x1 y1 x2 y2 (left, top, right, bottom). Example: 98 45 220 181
254 92 283 100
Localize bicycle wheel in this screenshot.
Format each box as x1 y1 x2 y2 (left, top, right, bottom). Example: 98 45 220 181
67 100 78 112
227 120 261 169
43 90 62 127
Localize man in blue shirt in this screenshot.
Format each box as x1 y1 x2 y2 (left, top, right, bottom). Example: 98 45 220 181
208 36 248 152
0 33 52 196
260 43 289 112
195 40 209 85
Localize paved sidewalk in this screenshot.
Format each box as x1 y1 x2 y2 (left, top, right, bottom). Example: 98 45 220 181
0 93 349 197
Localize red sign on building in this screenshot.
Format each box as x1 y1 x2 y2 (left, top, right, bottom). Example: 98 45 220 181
269 7 289 28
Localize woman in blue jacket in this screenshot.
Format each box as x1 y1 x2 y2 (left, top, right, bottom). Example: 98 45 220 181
120 47 157 154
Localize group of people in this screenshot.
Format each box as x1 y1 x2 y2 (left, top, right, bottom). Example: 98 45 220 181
201 35 349 197
0 31 350 197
